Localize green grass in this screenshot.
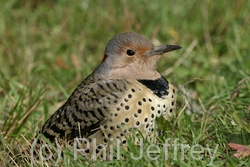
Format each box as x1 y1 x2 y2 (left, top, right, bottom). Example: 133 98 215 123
0 0 250 166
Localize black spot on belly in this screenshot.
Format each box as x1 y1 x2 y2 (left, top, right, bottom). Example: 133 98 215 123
137 76 169 98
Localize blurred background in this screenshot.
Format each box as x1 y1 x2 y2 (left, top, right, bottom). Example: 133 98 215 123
0 0 249 166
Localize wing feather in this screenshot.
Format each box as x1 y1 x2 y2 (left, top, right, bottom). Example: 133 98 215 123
40 76 128 141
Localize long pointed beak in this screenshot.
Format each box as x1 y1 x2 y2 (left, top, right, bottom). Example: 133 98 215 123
146 45 181 56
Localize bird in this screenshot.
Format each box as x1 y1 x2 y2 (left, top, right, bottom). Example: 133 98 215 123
37 32 181 158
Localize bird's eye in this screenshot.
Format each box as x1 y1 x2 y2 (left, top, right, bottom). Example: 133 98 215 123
126 49 136 56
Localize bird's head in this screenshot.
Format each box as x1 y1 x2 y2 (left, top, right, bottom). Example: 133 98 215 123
95 32 181 80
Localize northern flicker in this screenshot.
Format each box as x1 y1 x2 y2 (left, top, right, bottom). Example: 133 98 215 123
38 32 181 157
